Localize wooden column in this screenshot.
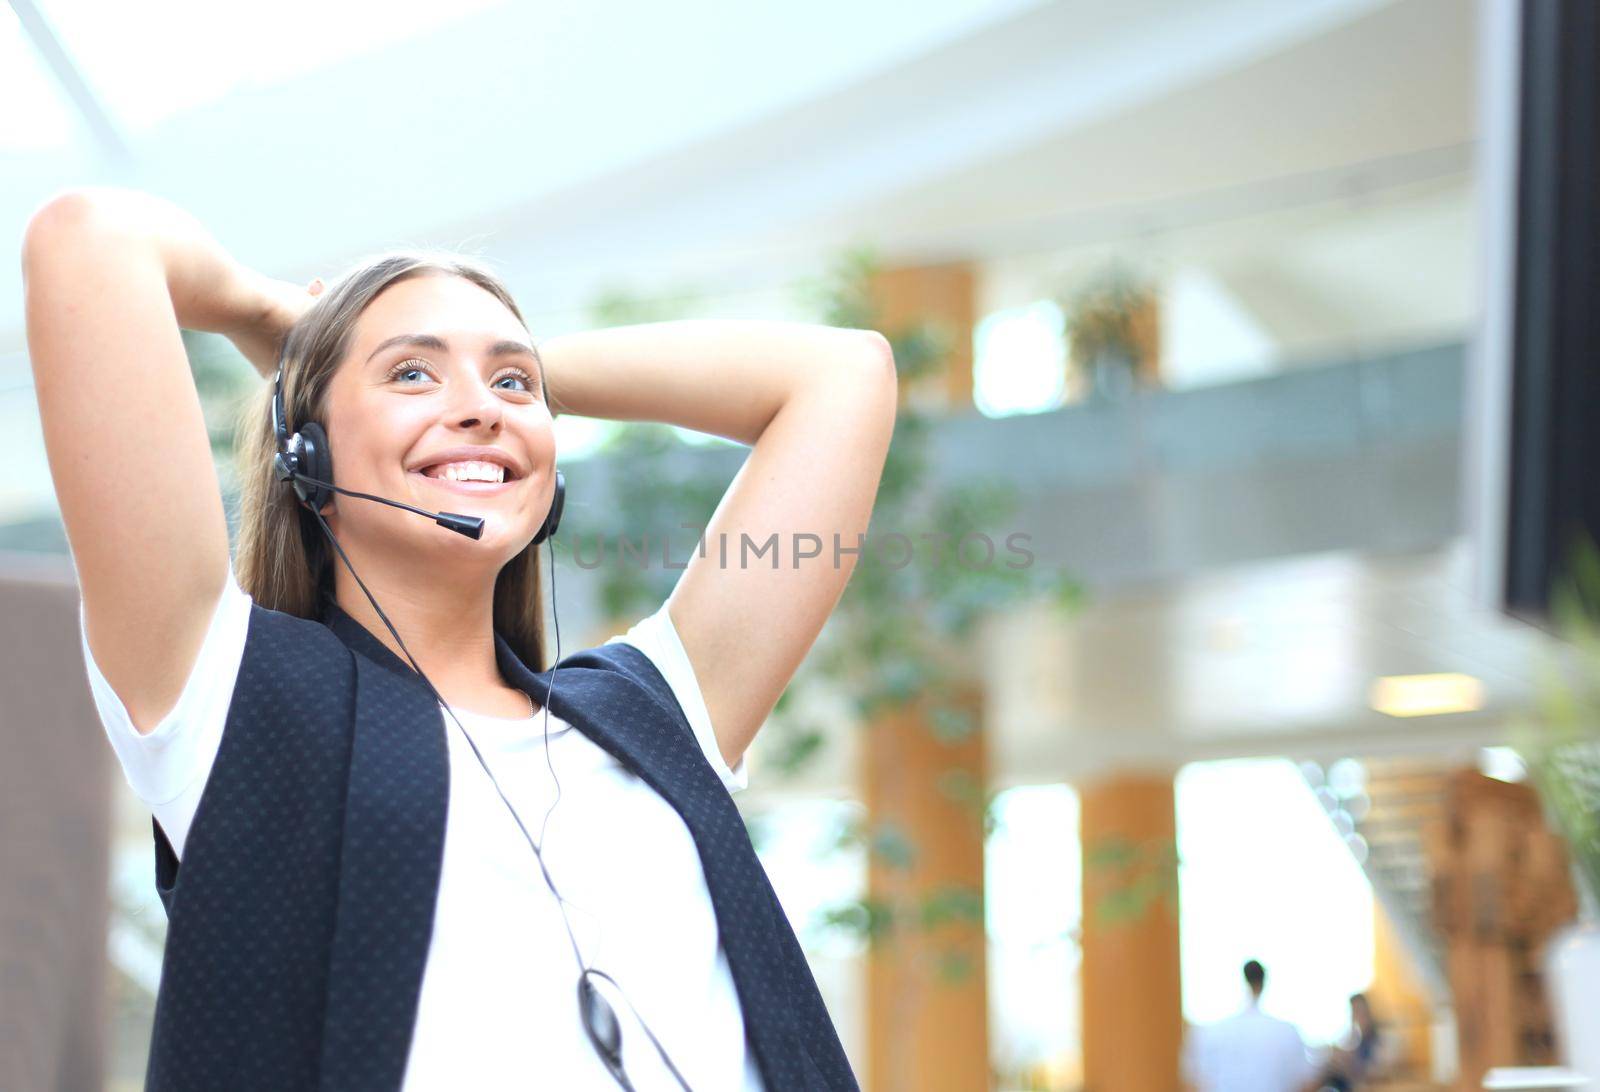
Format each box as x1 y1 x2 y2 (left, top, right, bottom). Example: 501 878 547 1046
860 258 988 1089
861 683 989 1092
868 261 977 411
1079 772 1183 1092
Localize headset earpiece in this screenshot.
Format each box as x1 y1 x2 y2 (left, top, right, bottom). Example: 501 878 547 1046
272 366 335 515
534 470 566 545
289 421 334 514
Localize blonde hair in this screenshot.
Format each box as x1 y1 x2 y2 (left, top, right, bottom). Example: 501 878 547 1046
231 251 551 671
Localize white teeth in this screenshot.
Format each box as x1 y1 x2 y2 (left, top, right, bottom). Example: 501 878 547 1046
424 460 506 483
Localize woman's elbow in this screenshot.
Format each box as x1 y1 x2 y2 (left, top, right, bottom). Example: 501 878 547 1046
851 329 898 409
857 329 896 375
22 189 105 257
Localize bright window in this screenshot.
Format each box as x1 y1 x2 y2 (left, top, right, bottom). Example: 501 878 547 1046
987 783 1081 1083
1177 757 1374 1045
973 301 1067 418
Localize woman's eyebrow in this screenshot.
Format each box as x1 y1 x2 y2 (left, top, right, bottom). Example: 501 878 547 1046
365 333 540 367
366 333 446 363
488 339 542 366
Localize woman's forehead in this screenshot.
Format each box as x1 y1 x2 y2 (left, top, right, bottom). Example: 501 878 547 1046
354 274 526 352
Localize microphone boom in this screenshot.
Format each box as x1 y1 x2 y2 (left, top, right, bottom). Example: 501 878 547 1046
291 471 485 539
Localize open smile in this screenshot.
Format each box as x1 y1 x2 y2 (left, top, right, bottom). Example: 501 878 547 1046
407 470 520 495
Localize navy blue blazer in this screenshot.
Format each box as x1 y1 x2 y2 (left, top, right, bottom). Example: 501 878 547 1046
143 593 858 1091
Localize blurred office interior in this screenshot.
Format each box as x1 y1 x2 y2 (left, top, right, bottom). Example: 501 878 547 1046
3 0 1597 1089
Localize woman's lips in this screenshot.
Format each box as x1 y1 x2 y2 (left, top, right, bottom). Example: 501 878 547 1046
407 470 518 495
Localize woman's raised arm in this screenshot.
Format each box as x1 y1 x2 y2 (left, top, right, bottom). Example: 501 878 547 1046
21 187 307 735
537 320 897 771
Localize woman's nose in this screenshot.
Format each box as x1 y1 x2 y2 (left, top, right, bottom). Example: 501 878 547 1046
450 380 503 431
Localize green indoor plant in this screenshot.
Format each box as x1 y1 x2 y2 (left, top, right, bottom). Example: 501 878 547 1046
1059 263 1159 403
1520 536 1600 1080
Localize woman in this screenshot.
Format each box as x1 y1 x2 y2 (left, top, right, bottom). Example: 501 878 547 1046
1314 993 1386 1092
22 187 895 1090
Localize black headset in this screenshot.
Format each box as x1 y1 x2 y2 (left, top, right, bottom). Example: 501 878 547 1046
271 361 692 1091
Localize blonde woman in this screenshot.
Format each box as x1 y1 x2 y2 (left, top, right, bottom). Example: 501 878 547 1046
22 187 894 1091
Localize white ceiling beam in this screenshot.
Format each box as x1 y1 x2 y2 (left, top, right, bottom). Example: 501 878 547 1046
7 0 129 164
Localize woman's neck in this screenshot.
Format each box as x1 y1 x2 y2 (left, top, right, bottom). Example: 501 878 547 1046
331 565 508 704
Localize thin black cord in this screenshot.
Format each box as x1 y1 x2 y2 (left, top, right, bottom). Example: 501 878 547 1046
304 498 588 972
538 534 564 851
299 476 694 1091
534 535 693 1091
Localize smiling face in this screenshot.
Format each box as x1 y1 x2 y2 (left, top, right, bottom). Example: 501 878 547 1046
318 272 556 573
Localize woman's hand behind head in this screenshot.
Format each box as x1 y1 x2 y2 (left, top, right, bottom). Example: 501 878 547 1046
228 272 326 378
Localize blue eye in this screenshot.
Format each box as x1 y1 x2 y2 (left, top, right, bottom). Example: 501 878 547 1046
494 372 534 392
387 360 433 384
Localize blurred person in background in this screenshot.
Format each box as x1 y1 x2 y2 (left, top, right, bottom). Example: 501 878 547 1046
1183 959 1316 1092
21 186 895 1090
1313 993 1387 1092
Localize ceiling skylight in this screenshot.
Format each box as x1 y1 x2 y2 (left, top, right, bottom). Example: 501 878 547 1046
1 4 77 152
8 0 509 146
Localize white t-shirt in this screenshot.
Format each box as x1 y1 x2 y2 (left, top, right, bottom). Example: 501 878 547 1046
80 564 764 1091
1182 1002 1315 1092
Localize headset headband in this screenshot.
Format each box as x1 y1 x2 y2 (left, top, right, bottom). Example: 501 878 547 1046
271 366 289 445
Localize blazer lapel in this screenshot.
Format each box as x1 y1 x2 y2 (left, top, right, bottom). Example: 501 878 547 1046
315 600 450 1092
